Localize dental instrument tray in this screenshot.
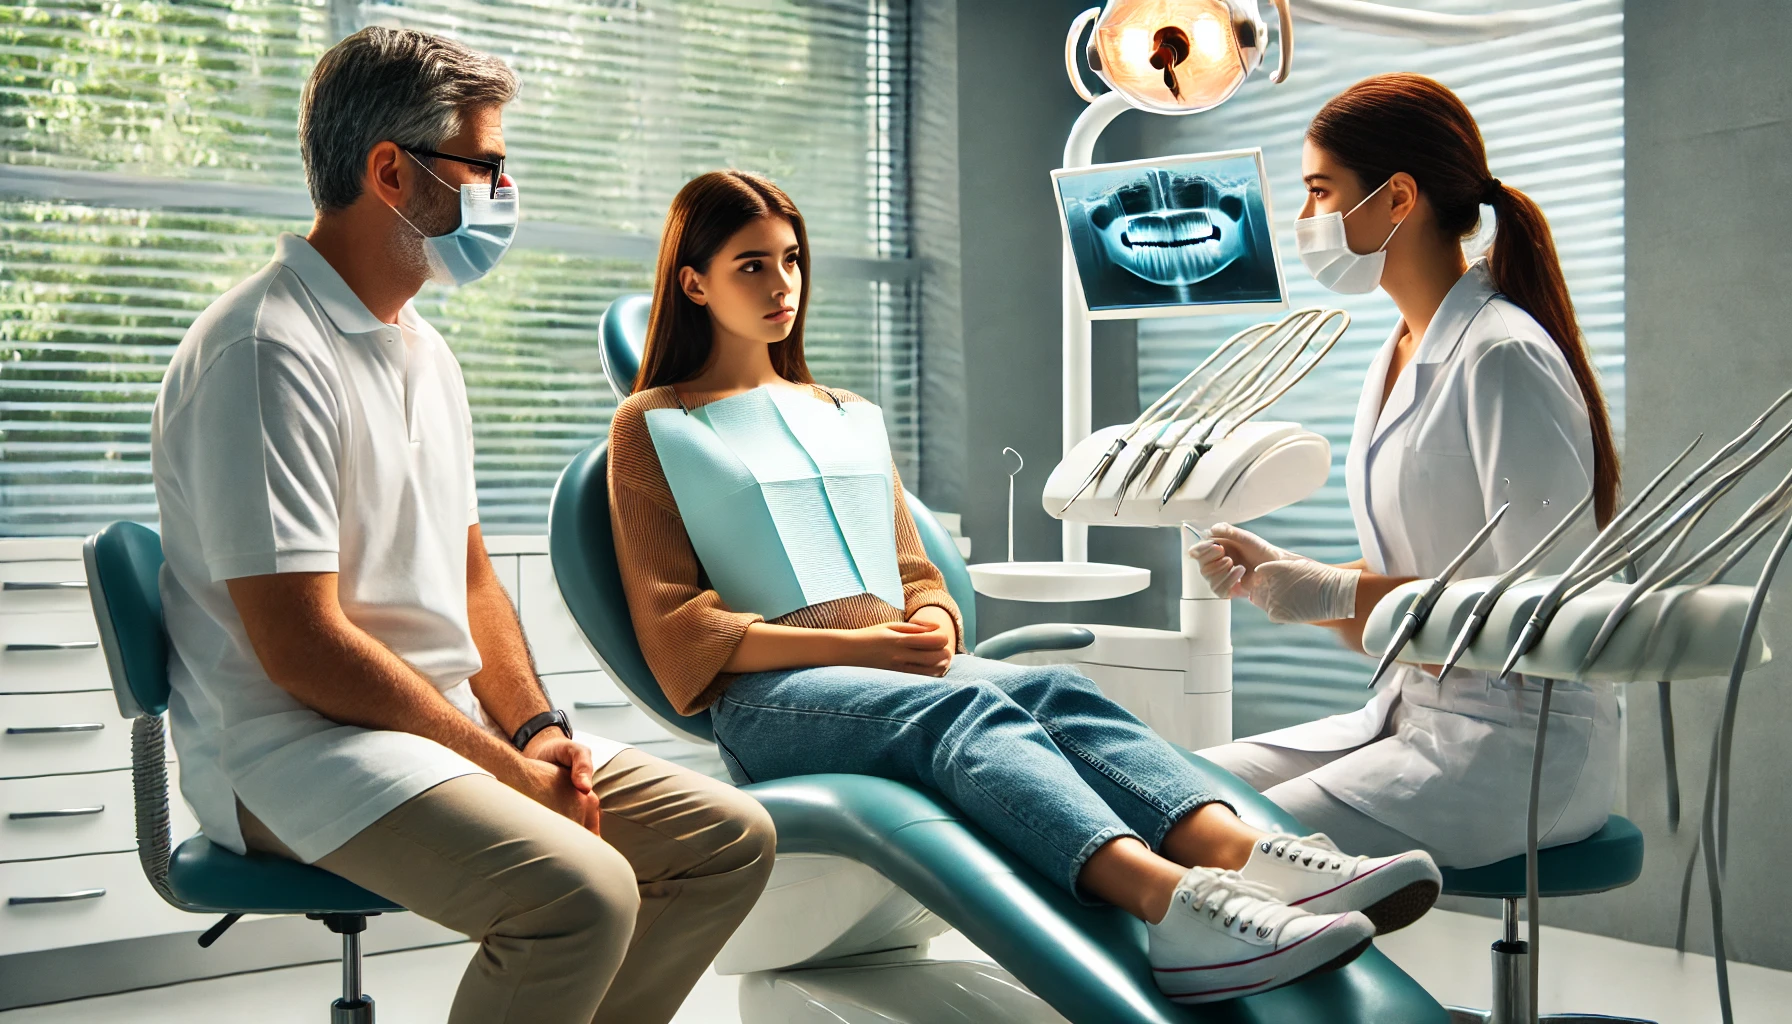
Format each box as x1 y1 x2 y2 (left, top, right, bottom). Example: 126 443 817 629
965 559 1151 603
1362 576 1771 683
1045 419 1330 527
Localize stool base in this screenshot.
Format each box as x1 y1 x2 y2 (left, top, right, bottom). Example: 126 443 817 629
1444 898 1655 1024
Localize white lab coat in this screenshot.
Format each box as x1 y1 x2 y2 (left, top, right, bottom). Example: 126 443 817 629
1243 263 1620 868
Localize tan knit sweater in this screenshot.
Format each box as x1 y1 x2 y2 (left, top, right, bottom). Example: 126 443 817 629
607 383 965 715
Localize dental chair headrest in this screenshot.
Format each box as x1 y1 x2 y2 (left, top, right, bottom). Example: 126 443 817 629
599 294 652 400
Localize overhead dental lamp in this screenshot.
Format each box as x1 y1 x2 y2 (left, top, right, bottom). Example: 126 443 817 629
1071 0 1294 112
1057 0 1292 561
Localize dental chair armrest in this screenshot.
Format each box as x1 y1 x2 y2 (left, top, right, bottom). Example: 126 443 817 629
972 624 1095 662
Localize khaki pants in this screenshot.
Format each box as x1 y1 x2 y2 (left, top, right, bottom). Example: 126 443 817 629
240 747 775 1024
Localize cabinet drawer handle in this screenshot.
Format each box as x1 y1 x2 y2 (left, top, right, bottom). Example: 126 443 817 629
5 724 105 735
573 700 631 710
9 806 104 820
9 888 106 906
3 581 88 592
5 642 100 652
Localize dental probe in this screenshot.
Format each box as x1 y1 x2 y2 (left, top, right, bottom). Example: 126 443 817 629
1056 320 1273 514
1557 410 1792 607
1157 310 1346 506
1498 407 1792 681
1143 311 1321 474
1115 315 1317 513
1491 398 1785 682
1364 502 1510 690
1560 388 1792 592
1434 490 1595 685
1159 310 1349 505
1434 430 1708 685
1110 317 1302 511
1574 463 1792 677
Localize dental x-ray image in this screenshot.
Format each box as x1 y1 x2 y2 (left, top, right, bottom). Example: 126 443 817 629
1054 149 1287 319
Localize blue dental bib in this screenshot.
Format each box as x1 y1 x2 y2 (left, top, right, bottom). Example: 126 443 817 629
645 386 904 620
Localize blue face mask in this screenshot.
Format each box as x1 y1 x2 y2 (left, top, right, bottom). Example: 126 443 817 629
391 153 520 286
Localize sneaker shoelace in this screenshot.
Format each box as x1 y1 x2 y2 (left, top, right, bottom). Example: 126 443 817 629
1260 832 1362 875
1174 869 1307 942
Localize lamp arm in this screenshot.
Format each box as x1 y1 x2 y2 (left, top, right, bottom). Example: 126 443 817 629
1293 0 1607 45
1065 7 1103 103
1267 0 1294 83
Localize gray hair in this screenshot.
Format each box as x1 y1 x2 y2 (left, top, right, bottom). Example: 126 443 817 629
300 27 519 211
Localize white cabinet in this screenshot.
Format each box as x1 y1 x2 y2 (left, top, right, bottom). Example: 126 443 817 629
0 692 135 779
0 536 683 966
0 851 201 957
1 770 194 863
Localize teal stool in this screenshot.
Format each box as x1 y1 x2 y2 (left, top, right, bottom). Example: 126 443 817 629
85 523 403 1024
1438 816 1652 1024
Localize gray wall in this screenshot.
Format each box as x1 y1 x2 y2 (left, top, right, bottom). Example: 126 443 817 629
922 0 1181 642
1534 0 1792 969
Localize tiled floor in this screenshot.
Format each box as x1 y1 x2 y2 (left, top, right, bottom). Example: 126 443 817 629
4 910 1788 1022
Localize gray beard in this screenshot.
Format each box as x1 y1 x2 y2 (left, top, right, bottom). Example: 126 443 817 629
391 185 461 283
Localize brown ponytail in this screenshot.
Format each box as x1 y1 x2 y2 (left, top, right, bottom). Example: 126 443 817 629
1308 73 1620 525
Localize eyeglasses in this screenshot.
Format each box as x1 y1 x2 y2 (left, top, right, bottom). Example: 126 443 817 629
402 146 506 197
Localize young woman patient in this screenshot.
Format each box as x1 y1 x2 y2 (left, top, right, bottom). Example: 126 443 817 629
607 170 1441 1004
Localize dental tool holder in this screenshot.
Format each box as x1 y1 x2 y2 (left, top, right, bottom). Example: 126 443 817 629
1044 420 1332 526
1363 577 1772 683
972 418 1332 752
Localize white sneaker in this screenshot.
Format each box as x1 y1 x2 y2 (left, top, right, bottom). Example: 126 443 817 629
1147 866 1374 1005
1239 833 1441 935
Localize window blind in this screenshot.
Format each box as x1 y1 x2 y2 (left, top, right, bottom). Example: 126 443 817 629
0 0 917 535
1132 0 1624 736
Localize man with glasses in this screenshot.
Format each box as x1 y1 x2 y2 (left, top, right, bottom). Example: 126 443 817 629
149 27 774 1024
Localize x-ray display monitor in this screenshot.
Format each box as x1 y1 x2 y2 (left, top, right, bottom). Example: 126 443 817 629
1054 148 1287 319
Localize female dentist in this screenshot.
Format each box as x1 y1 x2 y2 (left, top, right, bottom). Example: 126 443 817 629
1193 73 1623 869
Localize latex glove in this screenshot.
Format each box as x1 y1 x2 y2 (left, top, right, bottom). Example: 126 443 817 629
1186 523 1299 598
1246 559 1361 624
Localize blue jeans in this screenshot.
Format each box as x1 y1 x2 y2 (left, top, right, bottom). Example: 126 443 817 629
710 655 1228 899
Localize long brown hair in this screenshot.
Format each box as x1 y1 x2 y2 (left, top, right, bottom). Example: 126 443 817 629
635 170 814 392
1308 73 1620 525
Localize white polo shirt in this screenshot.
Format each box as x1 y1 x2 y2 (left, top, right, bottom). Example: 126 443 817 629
152 233 622 863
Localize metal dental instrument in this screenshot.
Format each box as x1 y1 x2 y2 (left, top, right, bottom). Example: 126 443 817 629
1556 410 1792 608
1574 464 1792 677
1496 398 1792 680
1557 389 1792 595
1113 316 1314 514
1159 310 1349 505
1003 447 1023 562
1129 313 1324 482
1434 490 1595 685
1056 320 1273 515
1109 318 1297 512
1364 502 1510 690
1436 428 1706 686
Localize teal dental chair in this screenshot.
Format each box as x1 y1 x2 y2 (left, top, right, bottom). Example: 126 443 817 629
536 296 1451 1022
85 523 400 1024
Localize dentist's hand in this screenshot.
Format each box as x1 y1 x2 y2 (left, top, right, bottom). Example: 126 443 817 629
1245 559 1362 624
840 620 954 677
1187 523 1297 597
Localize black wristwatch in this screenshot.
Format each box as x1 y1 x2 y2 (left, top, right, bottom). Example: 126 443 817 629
512 709 572 751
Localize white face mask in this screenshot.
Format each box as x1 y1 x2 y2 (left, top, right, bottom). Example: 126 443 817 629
1294 178 1402 295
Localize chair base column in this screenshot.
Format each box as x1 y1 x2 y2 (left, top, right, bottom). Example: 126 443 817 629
331 997 375 1024
311 912 376 1024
